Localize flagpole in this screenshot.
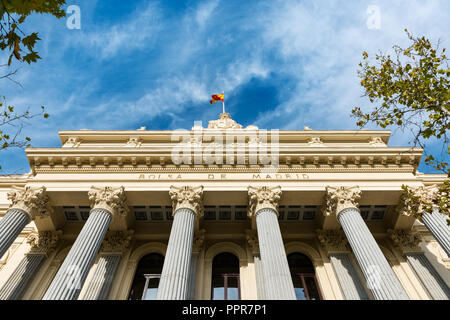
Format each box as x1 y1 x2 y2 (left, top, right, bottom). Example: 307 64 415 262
222 90 225 114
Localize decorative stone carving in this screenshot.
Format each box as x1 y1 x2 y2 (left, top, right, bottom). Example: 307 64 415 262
368 137 386 146
397 185 439 217
192 229 206 253
63 136 81 148
100 230 134 253
323 186 361 216
208 113 243 129
27 230 62 254
307 137 325 146
126 137 142 147
88 186 129 217
169 185 204 216
248 186 282 217
7 186 53 220
316 229 349 252
388 229 422 253
245 229 259 253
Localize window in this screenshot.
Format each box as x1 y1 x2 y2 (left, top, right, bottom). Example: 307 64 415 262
211 252 240 300
128 253 164 300
288 253 322 300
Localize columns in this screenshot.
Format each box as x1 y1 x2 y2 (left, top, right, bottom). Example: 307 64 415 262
398 185 450 257
81 230 133 300
157 185 203 300
324 186 409 300
0 186 52 258
389 229 450 300
43 186 129 300
317 229 369 300
246 230 266 300
248 186 296 300
421 209 450 257
187 229 205 300
0 230 61 300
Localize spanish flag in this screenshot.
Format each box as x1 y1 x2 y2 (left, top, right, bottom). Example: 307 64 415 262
210 93 224 104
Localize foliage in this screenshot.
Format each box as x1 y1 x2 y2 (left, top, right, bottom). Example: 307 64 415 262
0 0 65 170
352 30 449 221
0 0 66 65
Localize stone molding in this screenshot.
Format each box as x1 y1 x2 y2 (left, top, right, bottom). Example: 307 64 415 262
245 229 260 254
323 186 361 217
247 186 282 217
316 229 350 253
397 185 439 217
307 137 325 146
7 186 53 220
88 186 130 217
388 229 422 254
368 137 386 146
100 230 134 254
169 185 204 217
27 230 62 255
207 113 243 129
192 229 206 254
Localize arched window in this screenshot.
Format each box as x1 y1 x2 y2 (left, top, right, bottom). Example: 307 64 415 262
211 252 240 300
288 252 322 300
128 253 164 300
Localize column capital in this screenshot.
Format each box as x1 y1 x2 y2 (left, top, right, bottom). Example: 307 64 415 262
316 229 350 253
27 230 62 255
397 185 439 218
247 186 282 218
100 230 134 254
7 186 53 220
323 186 361 217
192 229 206 254
388 229 422 254
88 186 130 217
245 229 260 254
169 185 204 217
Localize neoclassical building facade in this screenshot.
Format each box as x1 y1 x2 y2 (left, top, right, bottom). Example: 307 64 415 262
0 113 449 300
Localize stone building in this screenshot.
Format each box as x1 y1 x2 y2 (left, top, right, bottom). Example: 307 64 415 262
0 113 448 300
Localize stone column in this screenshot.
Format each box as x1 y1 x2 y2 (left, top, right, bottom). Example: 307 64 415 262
389 229 450 300
246 230 266 300
81 230 133 300
187 229 205 300
157 185 203 300
324 186 409 300
0 230 61 300
248 186 296 300
317 229 369 300
43 186 129 300
0 186 53 258
398 185 450 257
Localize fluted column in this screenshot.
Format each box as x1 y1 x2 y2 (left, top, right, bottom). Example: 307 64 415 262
421 209 450 257
43 186 129 300
248 186 296 300
388 229 450 300
317 229 369 300
187 229 205 300
0 230 61 300
324 186 409 300
246 230 266 299
157 185 203 300
398 185 450 257
81 230 133 300
0 186 53 258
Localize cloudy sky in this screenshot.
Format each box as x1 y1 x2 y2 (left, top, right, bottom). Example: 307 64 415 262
1 0 449 174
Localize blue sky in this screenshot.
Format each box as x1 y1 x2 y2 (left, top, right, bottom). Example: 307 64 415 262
1 0 449 174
